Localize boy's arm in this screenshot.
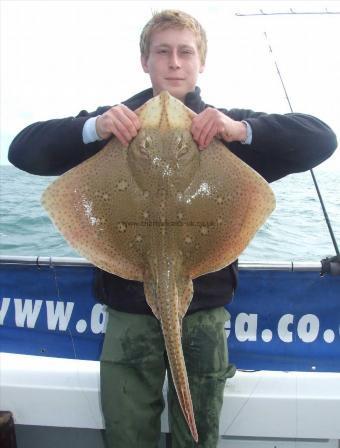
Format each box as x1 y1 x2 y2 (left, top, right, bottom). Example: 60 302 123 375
8 106 111 176
8 89 153 176
223 108 338 183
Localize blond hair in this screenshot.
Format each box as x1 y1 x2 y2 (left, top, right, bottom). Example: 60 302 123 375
140 10 207 64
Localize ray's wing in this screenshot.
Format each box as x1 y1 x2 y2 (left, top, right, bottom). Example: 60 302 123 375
177 139 276 279
42 139 146 281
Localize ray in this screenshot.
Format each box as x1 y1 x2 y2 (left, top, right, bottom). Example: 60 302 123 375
41 91 276 442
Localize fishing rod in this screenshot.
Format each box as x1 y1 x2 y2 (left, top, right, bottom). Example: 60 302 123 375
235 8 340 274
262 30 340 275
236 8 340 16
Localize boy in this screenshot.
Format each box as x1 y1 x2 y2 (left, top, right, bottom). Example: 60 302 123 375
9 9 337 448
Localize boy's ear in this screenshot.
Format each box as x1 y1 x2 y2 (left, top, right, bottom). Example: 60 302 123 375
199 63 205 74
141 55 149 73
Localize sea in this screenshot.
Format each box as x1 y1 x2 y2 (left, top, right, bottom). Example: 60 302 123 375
0 165 339 263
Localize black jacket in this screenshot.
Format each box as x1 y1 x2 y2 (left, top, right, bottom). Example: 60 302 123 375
8 87 337 314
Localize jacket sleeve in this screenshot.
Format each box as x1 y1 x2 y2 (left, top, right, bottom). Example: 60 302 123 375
8 106 111 176
223 108 338 183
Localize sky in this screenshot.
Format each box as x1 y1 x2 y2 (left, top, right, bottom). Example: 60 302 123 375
1 0 340 169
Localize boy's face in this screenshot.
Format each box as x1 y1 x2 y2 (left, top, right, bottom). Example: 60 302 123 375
141 27 205 102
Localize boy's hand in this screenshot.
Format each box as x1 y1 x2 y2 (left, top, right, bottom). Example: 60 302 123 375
191 107 247 149
96 105 140 147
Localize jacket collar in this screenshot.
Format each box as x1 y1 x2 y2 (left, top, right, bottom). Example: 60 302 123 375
123 86 206 115
184 86 206 114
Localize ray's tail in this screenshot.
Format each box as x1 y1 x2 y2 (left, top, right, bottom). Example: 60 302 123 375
157 275 198 442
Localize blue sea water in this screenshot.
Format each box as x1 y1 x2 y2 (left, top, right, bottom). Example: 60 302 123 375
0 165 339 262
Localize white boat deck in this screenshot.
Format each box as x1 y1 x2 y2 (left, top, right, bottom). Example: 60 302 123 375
1 352 340 444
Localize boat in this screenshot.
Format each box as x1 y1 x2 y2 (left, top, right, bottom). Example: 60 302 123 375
1 255 340 447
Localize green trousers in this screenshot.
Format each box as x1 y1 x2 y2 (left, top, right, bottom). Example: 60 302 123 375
100 306 235 448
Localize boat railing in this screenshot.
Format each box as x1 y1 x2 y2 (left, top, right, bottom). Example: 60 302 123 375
0 255 322 271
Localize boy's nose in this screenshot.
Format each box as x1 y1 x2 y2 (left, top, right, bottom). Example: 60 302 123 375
169 51 180 69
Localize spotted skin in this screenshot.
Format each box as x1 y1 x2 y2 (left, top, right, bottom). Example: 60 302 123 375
41 91 275 442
